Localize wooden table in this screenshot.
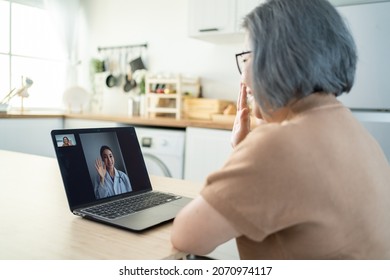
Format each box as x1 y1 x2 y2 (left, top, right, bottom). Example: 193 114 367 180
0 150 202 260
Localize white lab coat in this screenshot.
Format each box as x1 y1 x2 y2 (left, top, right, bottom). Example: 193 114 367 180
94 168 132 199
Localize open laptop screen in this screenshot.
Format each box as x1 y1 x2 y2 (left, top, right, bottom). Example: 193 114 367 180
51 127 152 210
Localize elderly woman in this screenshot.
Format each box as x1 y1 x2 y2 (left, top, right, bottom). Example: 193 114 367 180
171 0 390 259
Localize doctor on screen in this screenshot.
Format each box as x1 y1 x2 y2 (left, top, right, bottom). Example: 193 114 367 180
94 145 132 199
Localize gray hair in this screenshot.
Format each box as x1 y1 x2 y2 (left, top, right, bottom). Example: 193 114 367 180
243 0 357 109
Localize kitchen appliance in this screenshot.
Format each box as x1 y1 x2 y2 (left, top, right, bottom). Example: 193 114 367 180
337 2 390 162
133 126 186 179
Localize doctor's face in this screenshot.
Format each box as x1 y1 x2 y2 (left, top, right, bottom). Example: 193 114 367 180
101 149 115 170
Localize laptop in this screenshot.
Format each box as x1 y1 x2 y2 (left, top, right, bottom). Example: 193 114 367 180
51 126 192 231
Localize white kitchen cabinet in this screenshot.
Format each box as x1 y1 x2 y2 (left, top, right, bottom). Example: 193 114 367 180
184 127 233 183
0 118 63 157
189 0 384 39
188 0 265 38
188 0 236 37
184 126 240 260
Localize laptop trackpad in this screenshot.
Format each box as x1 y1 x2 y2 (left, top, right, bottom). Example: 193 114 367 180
114 203 183 231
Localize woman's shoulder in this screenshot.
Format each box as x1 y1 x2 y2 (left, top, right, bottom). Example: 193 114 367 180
249 122 293 145
238 121 305 161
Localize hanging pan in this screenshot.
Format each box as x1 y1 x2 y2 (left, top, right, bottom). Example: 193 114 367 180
123 50 135 92
105 53 117 88
129 56 146 72
124 72 137 92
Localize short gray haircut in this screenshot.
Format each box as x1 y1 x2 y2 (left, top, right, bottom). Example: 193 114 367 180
243 0 357 109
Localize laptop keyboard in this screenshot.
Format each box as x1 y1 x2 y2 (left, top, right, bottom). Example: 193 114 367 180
82 192 181 220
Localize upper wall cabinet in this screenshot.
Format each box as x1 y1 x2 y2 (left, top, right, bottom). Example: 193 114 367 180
188 0 236 37
188 0 389 40
188 0 265 39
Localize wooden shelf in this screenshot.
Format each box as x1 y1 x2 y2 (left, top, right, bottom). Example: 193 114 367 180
146 77 199 85
145 74 200 120
146 93 179 99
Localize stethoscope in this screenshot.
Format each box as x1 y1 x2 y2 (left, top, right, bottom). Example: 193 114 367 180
117 172 126 185
107 169 124 184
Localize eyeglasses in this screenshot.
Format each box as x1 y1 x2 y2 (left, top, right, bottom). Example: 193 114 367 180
235 51 252 74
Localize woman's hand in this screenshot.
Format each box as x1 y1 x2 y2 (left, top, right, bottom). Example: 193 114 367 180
231 83 251 148
95 158 106 184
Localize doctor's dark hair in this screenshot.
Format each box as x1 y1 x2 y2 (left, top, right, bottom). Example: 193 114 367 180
242 0 357 109
100 145 113 158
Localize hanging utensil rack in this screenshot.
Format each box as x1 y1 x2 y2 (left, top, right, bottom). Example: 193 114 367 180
97 43 148 52
97 43 148 90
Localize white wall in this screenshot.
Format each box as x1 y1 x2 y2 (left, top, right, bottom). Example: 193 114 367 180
79 0 242 114
336 2 390 109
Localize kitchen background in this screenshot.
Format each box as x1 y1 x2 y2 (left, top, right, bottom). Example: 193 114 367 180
1 0 389 162
77 0 390 163
75 0 390 130
78 0 244 115
0 0 389 261
1 0 389 115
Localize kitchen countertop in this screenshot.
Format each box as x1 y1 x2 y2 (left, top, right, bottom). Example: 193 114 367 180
0 110 235 130
0 110 64 119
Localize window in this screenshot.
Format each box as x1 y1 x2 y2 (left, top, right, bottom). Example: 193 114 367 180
0 0 67 109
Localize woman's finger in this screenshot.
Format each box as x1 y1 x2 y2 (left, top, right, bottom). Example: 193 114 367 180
237 83 248 111
240 84 248 110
